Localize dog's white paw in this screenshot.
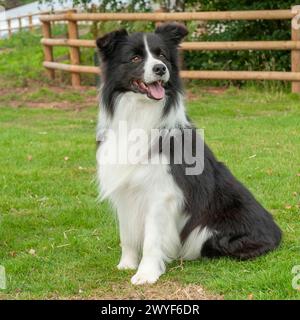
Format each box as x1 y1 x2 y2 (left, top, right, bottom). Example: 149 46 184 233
117 259 138 270
131 270 160 285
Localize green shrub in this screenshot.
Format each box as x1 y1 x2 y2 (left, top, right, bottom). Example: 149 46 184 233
184 1 297 76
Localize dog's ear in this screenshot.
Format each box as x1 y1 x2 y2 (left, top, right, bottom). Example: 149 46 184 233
155 23 188 45
96 29 128 59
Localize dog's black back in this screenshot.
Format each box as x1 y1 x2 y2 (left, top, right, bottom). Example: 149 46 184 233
170 136 282 259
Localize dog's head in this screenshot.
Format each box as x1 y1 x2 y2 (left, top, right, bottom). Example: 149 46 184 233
96 23 188 112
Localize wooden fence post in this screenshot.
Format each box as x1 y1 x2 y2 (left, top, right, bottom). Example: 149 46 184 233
7 19 12 37
67 11 81 87
41 21 55 80
28 15 33 32
154 7 167 27
18 17 22 31
291 7 300 93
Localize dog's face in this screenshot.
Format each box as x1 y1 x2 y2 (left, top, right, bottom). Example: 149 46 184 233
97 23 188 111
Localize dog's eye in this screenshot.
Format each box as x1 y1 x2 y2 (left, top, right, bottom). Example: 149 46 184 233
159 53 166 59
131 55 142 63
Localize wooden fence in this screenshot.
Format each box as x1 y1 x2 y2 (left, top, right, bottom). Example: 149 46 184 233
0 9 72 38
40 9 300 93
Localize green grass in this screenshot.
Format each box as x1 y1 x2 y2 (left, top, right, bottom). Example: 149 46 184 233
0 88 300 300
0 86 97 106
0 26 81 87
0 29 299 300
0 32 45 87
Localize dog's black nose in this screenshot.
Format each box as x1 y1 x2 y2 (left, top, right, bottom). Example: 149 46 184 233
153 64 166 76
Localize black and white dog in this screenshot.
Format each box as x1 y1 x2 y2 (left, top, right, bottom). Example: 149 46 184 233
96 23 282 285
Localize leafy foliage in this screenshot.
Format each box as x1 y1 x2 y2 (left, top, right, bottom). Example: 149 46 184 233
0 0 35 9
38 0 151 11
185 0 297 75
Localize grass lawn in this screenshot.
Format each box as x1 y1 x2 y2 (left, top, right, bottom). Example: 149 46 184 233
0 86 299 300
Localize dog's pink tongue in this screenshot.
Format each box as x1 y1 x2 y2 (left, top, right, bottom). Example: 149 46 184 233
147 82 165 100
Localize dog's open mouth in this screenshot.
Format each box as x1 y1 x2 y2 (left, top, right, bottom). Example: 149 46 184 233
132 80 165 100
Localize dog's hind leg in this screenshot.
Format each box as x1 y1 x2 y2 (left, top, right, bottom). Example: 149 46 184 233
201 229 281 260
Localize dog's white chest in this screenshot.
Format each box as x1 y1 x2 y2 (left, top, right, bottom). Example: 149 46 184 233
97 92 165 199
97 116 186 259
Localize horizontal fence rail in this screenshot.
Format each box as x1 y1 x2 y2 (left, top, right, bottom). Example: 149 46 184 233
39 10 295 22
39 9 300 93
41 38 300 51
42 61 300 81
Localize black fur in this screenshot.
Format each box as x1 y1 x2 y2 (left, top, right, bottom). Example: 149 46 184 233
97 23 282 260
168 129 281 259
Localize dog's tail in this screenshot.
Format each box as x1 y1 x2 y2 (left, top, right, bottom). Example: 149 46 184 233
201 224 282 260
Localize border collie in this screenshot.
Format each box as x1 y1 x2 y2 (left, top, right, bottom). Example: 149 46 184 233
96 23 282 285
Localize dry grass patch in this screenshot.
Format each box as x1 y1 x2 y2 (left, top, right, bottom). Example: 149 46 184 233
67 281 223 300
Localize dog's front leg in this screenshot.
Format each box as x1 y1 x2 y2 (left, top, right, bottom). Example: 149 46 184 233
118 245 139 270
117 212 140 270
131 205 166 285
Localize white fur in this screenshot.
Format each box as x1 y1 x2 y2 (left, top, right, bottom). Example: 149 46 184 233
96 67 212 285
181 227 213 260
143 36 170 84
